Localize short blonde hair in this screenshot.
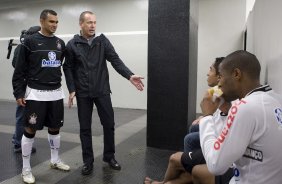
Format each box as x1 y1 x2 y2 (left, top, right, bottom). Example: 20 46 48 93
79 11 94 23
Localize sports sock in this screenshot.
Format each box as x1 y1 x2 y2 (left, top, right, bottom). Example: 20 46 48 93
48 133 61 163
21 135 34 169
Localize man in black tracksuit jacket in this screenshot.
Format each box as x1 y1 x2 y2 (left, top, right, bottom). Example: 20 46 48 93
63 11 144 175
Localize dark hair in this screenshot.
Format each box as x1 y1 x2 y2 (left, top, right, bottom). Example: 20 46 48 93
222 50 261 80
79 11 94 23
213 57 225 75
40 9 57 20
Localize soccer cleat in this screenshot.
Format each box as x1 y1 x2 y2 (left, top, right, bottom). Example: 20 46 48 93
22 168 35 184
50 160 70 171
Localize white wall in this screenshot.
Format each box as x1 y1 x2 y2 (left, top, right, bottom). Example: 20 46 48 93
196 0 246 112
0 0 148 109
246 0 282 93
246 0 256 20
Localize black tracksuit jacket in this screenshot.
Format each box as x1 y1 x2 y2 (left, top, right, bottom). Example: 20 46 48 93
63 34 134 98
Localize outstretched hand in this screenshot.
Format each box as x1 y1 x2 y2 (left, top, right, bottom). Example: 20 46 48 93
129 75 144 91
68 92 76 108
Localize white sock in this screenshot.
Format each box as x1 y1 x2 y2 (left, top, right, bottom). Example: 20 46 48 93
48 134 61 164
21 135 34 169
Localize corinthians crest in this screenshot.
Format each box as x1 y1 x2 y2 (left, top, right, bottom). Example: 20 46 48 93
29 113 37 124
56 39 62 50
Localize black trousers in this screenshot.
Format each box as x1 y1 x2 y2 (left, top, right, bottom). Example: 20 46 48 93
76 95 115 165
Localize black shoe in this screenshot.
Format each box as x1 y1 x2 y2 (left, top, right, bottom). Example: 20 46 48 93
14 145 36 154
81 164 93 175
103 158 121 170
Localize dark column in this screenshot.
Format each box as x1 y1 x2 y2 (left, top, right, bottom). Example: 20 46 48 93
147 0 199 150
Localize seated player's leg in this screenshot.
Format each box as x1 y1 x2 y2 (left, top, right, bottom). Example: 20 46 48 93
183 132 200 152
181 149 206 173
192 164 215 184
162 152 192 183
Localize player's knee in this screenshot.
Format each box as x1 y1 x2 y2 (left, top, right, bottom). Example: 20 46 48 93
169 152 182 164
24 127 36 136
48 128 60 135
24 130 36 138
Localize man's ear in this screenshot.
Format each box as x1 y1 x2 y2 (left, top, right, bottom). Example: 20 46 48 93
233 68 242 80
40 19 44 26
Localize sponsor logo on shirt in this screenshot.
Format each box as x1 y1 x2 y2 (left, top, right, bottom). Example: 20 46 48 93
41 51 61 67
243 147 263 162
214 100 246 150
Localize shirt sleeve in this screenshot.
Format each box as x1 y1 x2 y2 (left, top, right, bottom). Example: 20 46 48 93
12 43 29 99
12 45 21 68
200 99 256 175
60 39 66 65
63 42 76 93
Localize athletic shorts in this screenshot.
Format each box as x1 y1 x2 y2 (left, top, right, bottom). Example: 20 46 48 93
24 99 64 130
181 149 206 173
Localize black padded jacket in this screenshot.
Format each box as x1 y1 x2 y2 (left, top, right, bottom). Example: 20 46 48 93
63 34 134 98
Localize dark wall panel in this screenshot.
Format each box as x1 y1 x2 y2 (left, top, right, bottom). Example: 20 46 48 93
147 0 199 150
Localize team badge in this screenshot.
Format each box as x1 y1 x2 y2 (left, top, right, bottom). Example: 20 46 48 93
29 113 37 124
56 40 62 50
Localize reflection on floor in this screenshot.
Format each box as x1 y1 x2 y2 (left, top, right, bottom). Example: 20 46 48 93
0 101 174 184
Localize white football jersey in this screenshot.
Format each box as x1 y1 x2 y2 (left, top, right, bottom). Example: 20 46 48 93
200 85 282 184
